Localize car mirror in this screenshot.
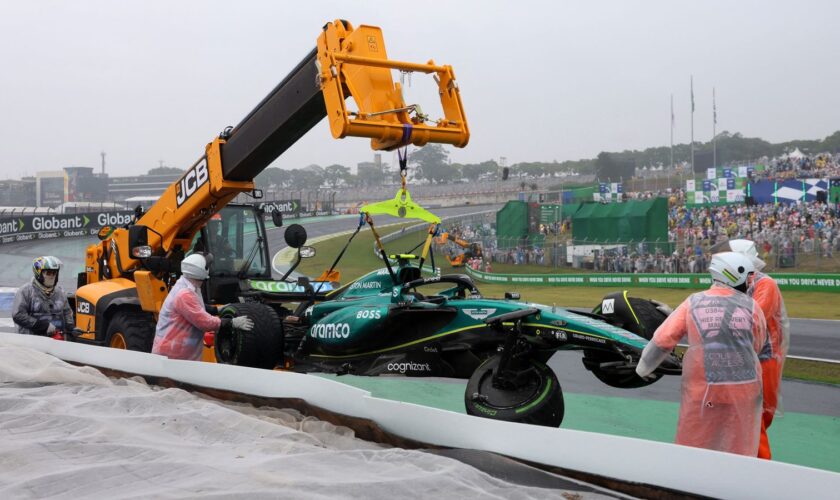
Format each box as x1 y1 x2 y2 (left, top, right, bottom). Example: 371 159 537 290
504 292 520 300
284 224 307 248
299 246 316 258
97 226 112 240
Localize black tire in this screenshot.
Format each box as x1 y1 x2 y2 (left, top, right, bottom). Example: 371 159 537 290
588 292 668 388
215 303 282 369
625 297 667 340
105 308 156 352
593 292 668 340
465 355 564 427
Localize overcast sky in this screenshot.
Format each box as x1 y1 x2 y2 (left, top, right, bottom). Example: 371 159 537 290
1 0 838 179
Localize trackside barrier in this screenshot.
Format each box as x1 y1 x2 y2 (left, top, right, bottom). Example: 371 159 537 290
1 332 836 499
464 268 840 293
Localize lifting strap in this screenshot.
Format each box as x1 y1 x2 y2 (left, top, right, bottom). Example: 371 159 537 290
313 213 366 295
365 214 397 284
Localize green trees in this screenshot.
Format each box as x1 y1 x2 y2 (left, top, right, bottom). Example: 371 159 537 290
324 164 350 187
410 143 460 183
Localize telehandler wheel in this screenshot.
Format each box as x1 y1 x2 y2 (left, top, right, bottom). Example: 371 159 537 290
465 355 564 427
105 309 156 352
216 302 283 369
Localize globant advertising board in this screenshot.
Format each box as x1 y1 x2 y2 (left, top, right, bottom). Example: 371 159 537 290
0 211 134 245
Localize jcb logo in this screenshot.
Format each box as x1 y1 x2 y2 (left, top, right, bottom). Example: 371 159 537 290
176 158 209 207
77 300 92 315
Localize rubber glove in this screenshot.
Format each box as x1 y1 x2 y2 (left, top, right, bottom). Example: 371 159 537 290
232 316 254 331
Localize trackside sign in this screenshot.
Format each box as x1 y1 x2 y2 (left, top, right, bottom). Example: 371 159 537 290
464 268 840 293
0 211 134 245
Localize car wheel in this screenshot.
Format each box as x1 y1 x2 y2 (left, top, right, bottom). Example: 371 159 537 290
594 292 668 340
216 303 283 369
465 354 564 427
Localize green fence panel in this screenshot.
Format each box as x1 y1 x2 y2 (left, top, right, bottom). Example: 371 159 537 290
465 268 840 292
496 201 528 239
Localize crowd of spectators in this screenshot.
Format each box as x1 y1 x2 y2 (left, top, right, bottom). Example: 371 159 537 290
425 152 840 274
752 152 840 181
437 202 840 274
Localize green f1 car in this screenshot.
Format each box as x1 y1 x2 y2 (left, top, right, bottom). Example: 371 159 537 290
215 194 681 428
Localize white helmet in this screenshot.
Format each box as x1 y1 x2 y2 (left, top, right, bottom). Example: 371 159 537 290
710 238 766 271
181 253 209 280
709 251 755 290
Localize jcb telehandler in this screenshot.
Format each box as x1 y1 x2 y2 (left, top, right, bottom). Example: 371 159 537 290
69 20 469 355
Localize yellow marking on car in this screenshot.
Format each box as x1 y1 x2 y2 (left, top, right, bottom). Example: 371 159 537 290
623 290 640 325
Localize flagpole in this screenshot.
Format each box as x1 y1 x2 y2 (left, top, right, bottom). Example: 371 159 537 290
670 93 674 171
713 87 717 169
690 75 695 173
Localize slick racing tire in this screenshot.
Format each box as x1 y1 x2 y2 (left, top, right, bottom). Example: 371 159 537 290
106 308 156 352
625 297 668 340
465 355 564 427
582 349 663 389
588 293 669 388
216 303 283 369
594 292 668 340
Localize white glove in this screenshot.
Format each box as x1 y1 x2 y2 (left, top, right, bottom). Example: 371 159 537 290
232 316 254 331
46 323 56 335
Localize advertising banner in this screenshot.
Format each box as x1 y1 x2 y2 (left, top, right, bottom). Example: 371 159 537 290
707 168 716 180
0 211 134 245
747 179 829 205
257 200 301 215
465 268 840 292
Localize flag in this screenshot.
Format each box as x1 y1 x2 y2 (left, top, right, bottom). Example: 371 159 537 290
690 75 695 113
713 87 717 125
